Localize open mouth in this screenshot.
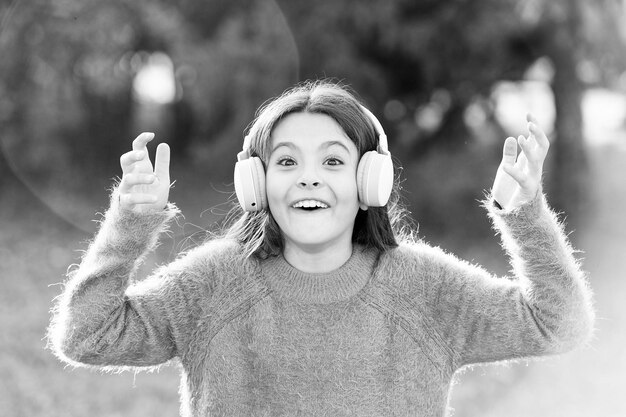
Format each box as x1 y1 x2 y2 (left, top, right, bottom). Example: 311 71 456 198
291 199 329 211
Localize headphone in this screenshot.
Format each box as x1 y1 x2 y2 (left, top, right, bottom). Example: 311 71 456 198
234 105 393 212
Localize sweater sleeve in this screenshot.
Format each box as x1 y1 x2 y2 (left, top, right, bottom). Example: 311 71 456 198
48 188 201 370
428 192 594 368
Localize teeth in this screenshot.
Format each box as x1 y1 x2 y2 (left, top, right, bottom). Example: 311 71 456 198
292 200 328 209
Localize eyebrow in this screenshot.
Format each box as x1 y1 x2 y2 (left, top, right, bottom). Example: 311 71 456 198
272 140 351 153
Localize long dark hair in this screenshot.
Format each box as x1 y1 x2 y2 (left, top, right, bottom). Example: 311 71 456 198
222 80 413 259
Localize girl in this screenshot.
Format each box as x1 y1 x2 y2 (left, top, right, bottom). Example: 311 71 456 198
49 80 594 416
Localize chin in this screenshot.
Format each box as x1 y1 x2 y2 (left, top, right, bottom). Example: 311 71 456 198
285 231 351 252
289 235 334 248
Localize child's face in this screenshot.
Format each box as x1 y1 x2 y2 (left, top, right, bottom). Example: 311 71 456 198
266 112 364 254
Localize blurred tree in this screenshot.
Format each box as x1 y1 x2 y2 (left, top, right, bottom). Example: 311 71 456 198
277 0 538 149
530 0 588 223
276 0 626 224
1 0 623 231
514 0 626 222
0 0 298 196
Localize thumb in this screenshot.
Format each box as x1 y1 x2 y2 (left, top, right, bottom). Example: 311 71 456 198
154 142 170 183
501 136 518 167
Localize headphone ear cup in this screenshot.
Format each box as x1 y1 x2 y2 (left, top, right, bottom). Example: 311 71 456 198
234 157 267 211
357 151 394 207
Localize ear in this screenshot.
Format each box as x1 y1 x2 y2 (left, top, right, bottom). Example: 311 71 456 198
359 202 369 211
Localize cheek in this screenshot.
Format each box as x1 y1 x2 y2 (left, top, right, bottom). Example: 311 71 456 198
264 171 288 213
338 171 360 197
328 176 361 218
324 169 360 205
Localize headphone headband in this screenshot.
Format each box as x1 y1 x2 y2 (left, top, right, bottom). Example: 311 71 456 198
359 105 389 156
239 105 388 156
237 135 252 162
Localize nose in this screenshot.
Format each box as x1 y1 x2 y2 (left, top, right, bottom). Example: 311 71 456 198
296 160 323 189
297 166 322 189
297 177 321 189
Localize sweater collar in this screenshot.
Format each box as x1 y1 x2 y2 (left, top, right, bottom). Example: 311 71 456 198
260 245 377 304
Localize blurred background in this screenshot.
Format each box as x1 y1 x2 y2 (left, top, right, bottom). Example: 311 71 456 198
1 0 625 415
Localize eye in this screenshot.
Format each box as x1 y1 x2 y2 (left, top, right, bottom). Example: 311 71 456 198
276 157 296 166
324 156 344 166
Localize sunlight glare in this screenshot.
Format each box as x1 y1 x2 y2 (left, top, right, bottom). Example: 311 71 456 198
132 52 176 104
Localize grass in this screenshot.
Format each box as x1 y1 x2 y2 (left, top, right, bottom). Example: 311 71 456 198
0 189 182 416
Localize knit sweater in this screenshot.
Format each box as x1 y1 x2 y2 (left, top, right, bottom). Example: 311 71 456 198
48 191 594 417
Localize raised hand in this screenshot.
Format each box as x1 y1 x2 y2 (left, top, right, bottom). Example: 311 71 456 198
118 132 171 213
492 114 549 210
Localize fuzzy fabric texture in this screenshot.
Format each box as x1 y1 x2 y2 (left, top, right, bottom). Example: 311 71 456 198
48 190 594 417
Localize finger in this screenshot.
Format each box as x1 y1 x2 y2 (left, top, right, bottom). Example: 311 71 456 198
122 173 156 187
120 193 158 207
519 134 548 175
528 121 549 151
132 132 155 151
120 150 147 172
501 137 518 166
154 143 170 182
517 134 537 162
